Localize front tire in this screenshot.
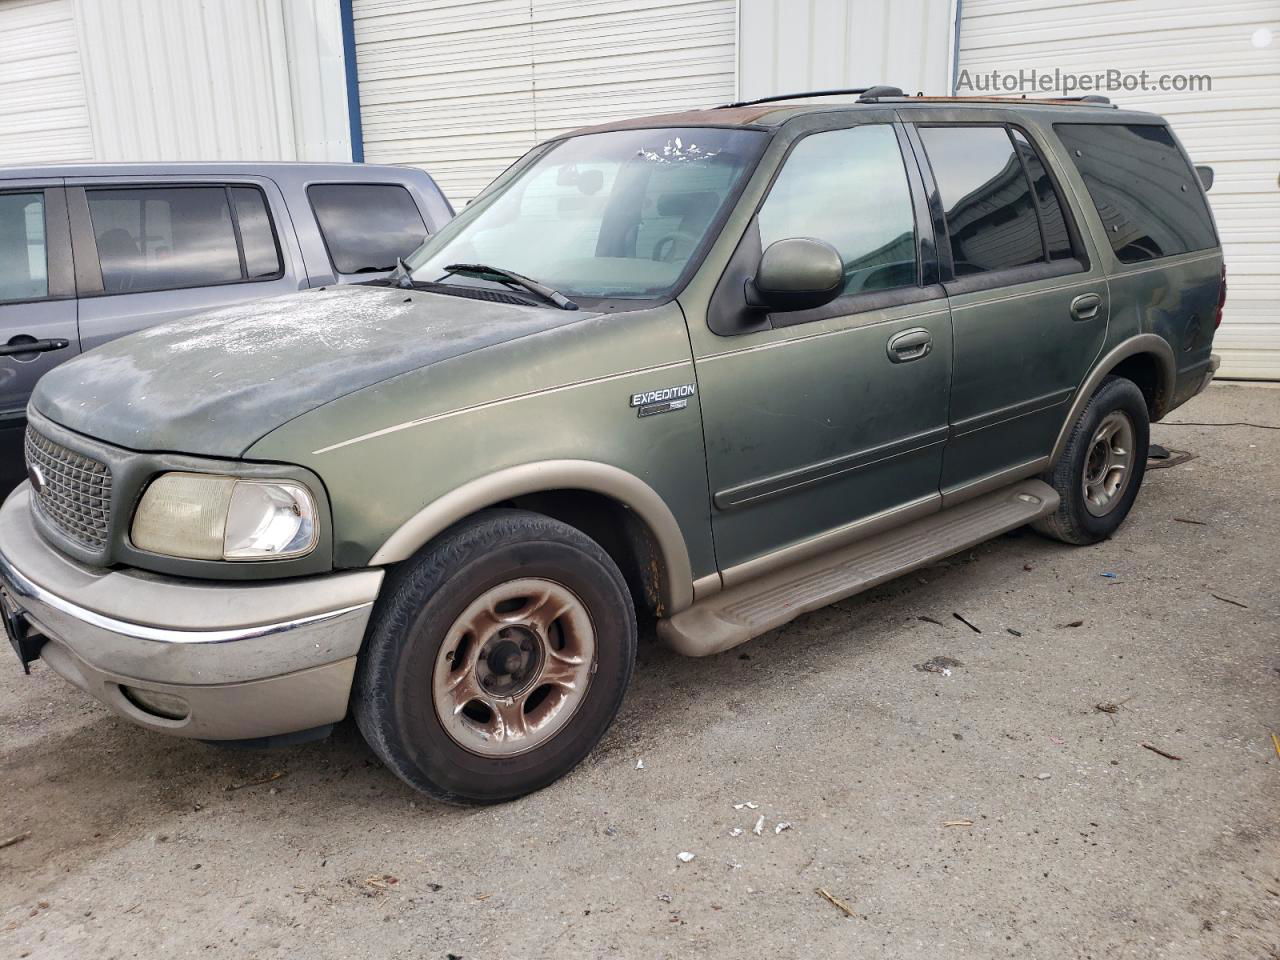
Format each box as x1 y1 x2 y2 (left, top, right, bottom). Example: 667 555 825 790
1033 376 1150 545
354 509 636 804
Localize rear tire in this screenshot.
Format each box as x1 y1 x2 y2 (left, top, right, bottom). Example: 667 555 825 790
1033 376 1150 545
354 509 636 804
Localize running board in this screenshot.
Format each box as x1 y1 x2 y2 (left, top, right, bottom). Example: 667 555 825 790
659 479 1059 657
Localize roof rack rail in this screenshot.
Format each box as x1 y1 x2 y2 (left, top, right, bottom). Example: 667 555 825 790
717 87 902 109
716 88 1116 111
857 85 905 102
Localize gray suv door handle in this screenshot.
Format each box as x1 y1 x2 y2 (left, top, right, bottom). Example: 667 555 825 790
887 328 932 363
1070 293 1102 321
0 338 70 358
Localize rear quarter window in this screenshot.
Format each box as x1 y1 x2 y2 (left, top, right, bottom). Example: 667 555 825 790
1054 123 1217 263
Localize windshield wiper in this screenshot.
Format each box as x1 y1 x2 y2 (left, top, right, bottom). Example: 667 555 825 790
444 263 579 311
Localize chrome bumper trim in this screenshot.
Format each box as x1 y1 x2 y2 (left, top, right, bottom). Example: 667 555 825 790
0 545 371 646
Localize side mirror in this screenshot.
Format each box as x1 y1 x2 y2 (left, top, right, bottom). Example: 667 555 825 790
1195 165 1214 192
746 238 843 312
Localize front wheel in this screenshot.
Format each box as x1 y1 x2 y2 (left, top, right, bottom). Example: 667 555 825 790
354 509 636 804
1033 375 1150 545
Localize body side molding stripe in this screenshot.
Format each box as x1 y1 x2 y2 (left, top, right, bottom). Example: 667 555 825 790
950 387 1075 438
714 426 948 510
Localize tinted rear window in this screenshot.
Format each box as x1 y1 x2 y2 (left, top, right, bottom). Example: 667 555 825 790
919 126 1045 277
1054 123 1216 263
308 183 428 275
87 185 282 294
89 187 242 293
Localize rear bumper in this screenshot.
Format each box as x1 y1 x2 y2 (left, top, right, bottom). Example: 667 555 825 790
1194 353 1221 396
0 484 382 740
1168 353 1220 414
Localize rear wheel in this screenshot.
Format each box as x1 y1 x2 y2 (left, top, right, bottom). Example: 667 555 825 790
354 509 636 804
1033 376 1150 545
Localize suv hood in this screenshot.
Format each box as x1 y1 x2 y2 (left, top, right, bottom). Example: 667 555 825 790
32 285 594 458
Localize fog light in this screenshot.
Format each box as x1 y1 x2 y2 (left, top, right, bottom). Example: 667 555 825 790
120 685 190 721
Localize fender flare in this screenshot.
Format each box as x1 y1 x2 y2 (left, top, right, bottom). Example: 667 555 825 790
1049 334 1175 466
368 460 695 613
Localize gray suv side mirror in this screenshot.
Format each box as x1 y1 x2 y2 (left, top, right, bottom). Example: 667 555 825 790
746 237 843 312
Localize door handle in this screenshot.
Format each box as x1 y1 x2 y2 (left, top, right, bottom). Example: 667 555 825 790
0 338 70 358
1070 293 1102 322
887 328 933 363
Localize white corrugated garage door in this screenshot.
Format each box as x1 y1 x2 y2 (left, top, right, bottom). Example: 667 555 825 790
352 0 737 208
958 0 1280 380
0 0 93 164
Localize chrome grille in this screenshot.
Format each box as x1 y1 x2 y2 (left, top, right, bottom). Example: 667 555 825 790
24 427 113 549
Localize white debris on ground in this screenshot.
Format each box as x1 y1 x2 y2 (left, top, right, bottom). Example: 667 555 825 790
752 815 765 836
676 851 695 863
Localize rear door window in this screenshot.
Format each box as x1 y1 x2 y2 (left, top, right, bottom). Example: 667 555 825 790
86 185 281 294
308 183 429 275
919 126 1045 277
758 124 918 296
0 192 48 302
1054 123 1216 262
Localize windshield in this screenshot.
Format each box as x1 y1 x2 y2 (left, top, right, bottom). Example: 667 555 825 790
405 127 767 300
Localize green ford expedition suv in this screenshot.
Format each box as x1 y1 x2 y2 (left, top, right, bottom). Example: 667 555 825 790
1 90 1223 803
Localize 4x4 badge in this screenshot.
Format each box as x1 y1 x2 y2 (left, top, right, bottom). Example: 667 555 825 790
631 383 695 418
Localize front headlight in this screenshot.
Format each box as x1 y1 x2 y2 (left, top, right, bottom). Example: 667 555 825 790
131 473 318 561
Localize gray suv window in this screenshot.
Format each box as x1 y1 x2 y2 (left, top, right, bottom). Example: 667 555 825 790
88 186 241 293
308 183 428 275
758 124 918 296
0 192 48 303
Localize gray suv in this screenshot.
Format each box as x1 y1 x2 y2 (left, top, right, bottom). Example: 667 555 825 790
0 162 452 491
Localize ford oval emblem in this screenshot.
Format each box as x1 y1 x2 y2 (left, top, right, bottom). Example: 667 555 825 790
27 463 45 495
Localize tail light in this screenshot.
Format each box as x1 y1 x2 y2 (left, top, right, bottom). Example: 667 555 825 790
1214 264 1227 329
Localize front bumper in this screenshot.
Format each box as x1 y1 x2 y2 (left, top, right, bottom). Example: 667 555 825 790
0 484 382 740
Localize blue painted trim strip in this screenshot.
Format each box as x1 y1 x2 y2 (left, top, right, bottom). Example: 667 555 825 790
339 0 365 162
950 0 964 95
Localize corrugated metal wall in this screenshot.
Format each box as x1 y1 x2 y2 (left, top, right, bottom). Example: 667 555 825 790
352 0 738 208
0 0 351 167
72 0 297 161
0 0 94 164
737 0 955 101
958 0 1280 380
72 0 351 163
